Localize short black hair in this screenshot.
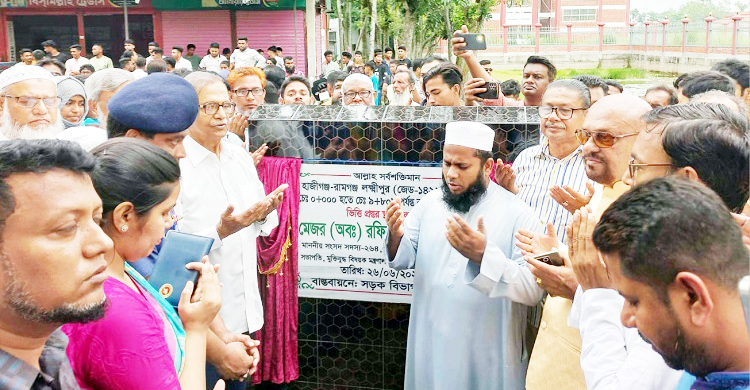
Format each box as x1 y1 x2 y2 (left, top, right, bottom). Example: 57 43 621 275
19 48 32 55
674 73 688 89
412 58 424 70
280 75 311 96
118 57 132 68
604 79 623 93
267 46 277 52
187 44 196 50
124 39 135 45
209 42 220 48
397 45 407 51
135 56 147 68
237 37 248 42
479 59 491 66
711 59 749 95
283 56 293 62
153 47 163 54
276 47 283 52
121 50 134 59
41 40 57 49
385 47 393 53
364 63 375 72
148 41 159 47
324 50 333 56
524 55 556 81
164 57 176 68
32 50 45 60
573 75 609 95
500 79 520 97
421 54 446 67
374 49 383 55
593 176 748 303
327 70 348 86
79 64 95 73
91 43 104 50
37 58 65 75
172 46 183 53
645 84 679 105
342 51 352 59
263 65 286 89
265 82 279 104
106 115 155 139
661 118 750 213
0 140 97 239
423 62 463 90
354 50 362 56
680 71 736 98
69 44 82 51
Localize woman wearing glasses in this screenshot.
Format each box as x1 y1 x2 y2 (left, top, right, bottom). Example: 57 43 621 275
62 138 223 390
179 71 287 390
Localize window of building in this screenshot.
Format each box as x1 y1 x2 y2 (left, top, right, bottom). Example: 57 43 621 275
563 8 596 22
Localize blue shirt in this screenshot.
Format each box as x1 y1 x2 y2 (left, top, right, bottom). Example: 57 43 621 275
675 372 749 390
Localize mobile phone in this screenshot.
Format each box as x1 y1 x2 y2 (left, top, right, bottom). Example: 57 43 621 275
476 81 500 100
533 250 564 266
458 33 487 50
740 276 750 336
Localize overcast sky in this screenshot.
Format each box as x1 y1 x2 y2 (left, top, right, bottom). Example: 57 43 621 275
630 0 686 13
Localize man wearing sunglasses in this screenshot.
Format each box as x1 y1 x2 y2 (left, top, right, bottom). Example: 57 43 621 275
565 102 750 390
0 65 63 140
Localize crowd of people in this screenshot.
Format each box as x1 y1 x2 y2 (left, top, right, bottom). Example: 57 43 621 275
0 24 748 390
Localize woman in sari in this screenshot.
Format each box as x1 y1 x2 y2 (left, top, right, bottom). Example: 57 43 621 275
63 138 222 390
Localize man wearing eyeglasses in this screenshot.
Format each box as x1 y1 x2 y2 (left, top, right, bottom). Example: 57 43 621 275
227 67 267 145
0 65 63 140
341 73 375 106
564 102 750 390
490 79 593 390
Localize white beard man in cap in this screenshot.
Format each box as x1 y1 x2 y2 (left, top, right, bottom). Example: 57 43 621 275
0 65 64 140
384 121 545 390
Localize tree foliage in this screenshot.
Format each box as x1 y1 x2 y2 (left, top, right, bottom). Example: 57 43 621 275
331 0 497 59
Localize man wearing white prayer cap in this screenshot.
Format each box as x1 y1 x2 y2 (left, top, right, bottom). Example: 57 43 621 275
0 65 63 140
384 121 545 390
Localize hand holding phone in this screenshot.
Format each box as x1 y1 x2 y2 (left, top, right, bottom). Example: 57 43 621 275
456 33 487 51
476 81 500 100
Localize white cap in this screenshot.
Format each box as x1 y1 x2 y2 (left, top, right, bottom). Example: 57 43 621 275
444 121 495 152
0 65 56 92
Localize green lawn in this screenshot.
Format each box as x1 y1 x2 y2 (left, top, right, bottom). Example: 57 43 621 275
489 68 678 82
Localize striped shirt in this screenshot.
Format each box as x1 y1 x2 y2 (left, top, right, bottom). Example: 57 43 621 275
513 141 592 241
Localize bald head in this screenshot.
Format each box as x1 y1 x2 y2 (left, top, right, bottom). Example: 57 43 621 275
581 94 652 186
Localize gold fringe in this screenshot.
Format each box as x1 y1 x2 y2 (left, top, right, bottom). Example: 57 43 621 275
259 220 292 276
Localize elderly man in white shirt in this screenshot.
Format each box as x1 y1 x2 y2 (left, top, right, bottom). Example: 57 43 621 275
229 38 265 70
179 71 287 336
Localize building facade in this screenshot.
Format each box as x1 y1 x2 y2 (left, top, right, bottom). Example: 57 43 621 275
485 0 630 31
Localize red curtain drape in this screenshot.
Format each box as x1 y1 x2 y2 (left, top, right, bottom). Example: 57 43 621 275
253 156 301 384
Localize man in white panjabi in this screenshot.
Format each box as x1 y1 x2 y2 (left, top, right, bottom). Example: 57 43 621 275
384 121 545 390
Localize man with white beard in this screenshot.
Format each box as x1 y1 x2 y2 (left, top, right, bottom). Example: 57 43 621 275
386 69 420 106
0 65 64 140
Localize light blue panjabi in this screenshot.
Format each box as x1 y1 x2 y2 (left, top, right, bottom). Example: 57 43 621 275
386 182 545 390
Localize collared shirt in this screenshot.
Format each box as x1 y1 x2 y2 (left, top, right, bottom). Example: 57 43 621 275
568 288 686 390
131 69 147 80
230 48 265 69
322 61 340 77
199 55 228 73
64 57 89 75
0 329 80 390
512 141 591 241
174 57 193 70
177 136 278 334
88 56 113 71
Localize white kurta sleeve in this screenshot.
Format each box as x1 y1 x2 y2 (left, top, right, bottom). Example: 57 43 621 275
384 195 427 270
464 210 545 306
578 288 684 390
